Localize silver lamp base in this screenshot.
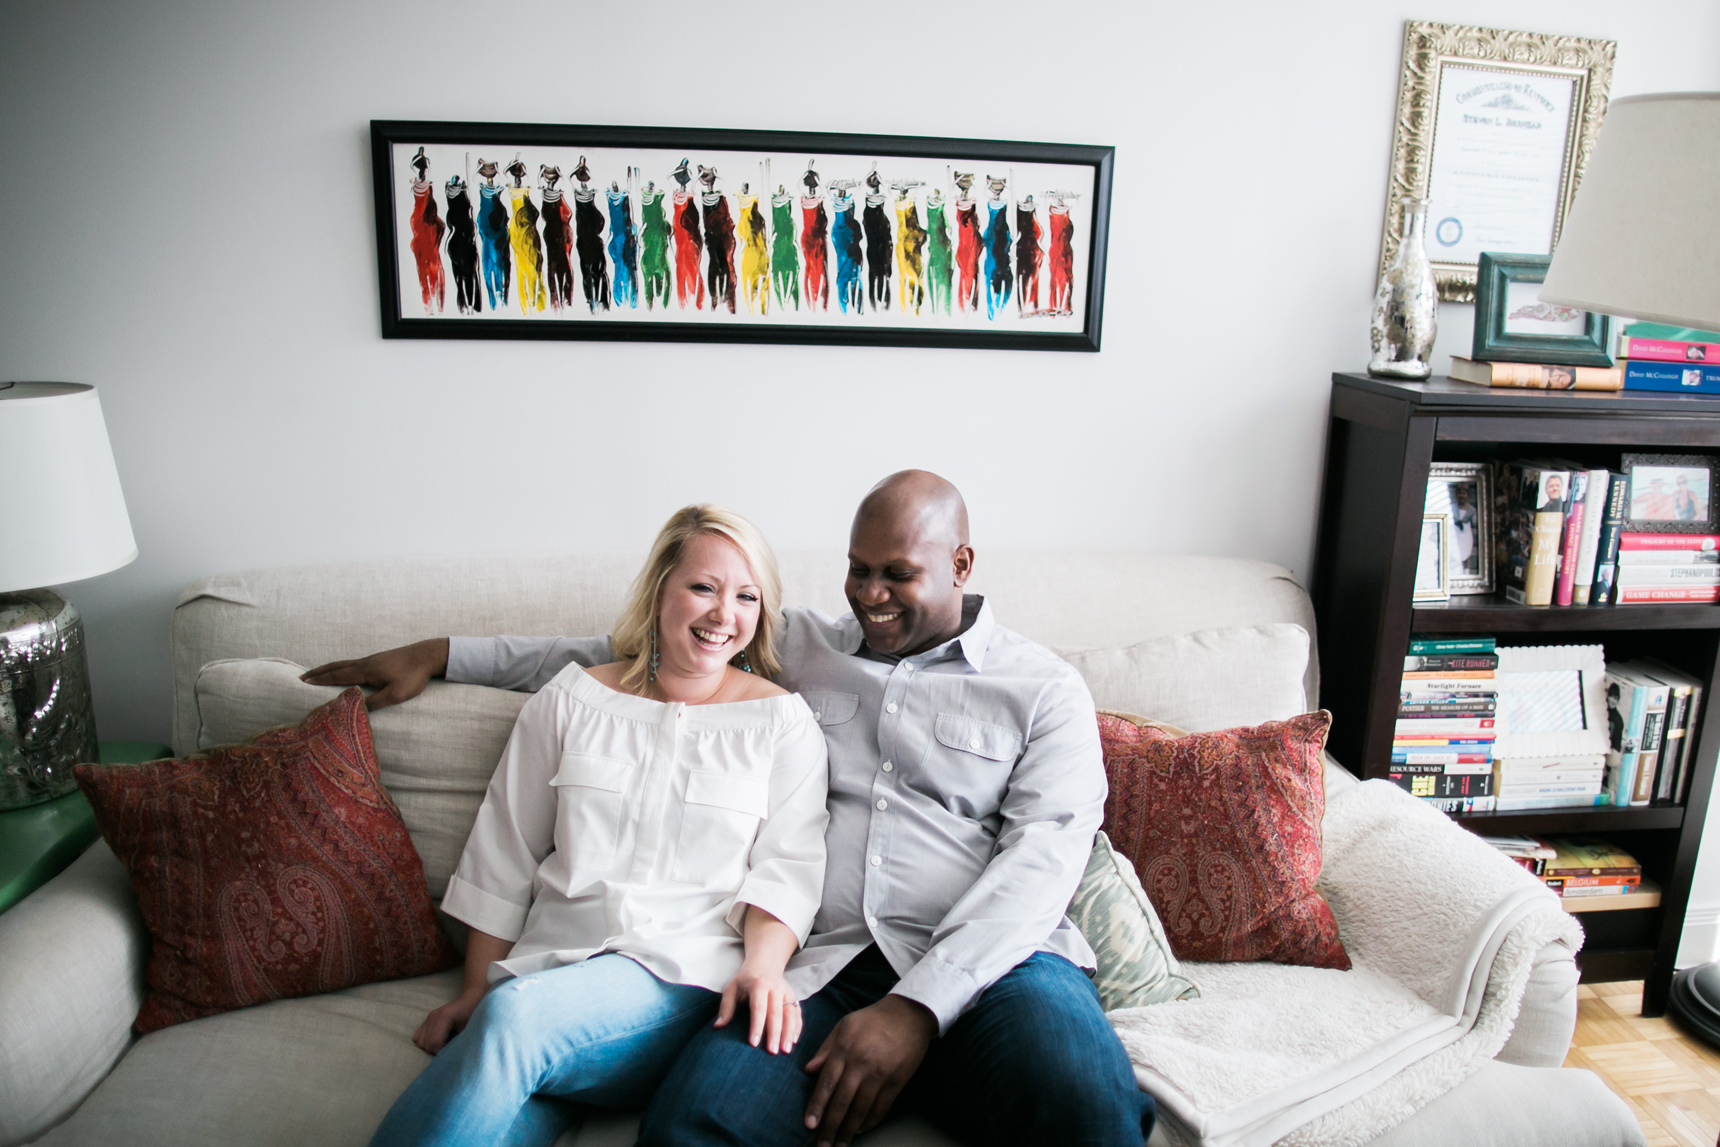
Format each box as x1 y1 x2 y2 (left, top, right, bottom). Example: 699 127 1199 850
0 590 99 810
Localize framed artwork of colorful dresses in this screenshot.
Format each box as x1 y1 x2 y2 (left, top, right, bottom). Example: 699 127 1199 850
371 120 1114 352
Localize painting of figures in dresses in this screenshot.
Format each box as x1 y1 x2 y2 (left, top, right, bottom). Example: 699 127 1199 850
382 133 1104 344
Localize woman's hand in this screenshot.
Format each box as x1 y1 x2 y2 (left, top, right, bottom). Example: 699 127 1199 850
717 958 803 1055
717 904 804 1054
414 987 484 1054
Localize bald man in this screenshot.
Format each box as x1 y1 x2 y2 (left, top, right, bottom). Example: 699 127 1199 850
305 473 1150 1147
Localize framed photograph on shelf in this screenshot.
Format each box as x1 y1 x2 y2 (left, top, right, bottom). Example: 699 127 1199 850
1472 253 1612 366
1414 514 1451 602
1425 462 1494 593
371 120 1114 351
1621 453 1720 534
1377 21 1615 302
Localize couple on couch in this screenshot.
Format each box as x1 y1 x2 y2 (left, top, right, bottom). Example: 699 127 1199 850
305 470 1152 1147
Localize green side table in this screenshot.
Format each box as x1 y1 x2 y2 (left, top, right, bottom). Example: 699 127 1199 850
0 740 171 914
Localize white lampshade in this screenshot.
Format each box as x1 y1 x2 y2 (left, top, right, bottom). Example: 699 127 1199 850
1540 93 1720 330
0 382 137 592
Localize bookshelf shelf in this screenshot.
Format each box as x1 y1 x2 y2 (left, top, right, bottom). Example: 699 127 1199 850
1412 597 1720 633
1312 374 1720 1017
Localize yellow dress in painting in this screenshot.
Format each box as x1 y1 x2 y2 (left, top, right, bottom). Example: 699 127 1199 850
737 193 770 316
895 197 927 316
511 188 546 314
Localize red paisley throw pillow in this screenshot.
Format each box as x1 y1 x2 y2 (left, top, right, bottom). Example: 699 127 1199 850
1098 710 1349 970
74 687 457 1033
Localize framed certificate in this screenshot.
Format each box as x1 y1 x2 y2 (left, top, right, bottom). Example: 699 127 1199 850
1377 22 1615 303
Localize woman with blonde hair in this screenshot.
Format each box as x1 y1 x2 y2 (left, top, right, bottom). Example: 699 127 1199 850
369 505 828 1147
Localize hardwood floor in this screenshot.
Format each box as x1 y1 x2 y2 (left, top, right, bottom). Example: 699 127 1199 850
1567 981 1720 1147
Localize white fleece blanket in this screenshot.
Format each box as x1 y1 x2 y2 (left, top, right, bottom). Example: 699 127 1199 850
1109 779 1582 1147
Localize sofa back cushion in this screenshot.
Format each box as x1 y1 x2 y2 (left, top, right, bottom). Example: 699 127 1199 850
1062 623 1309 733
195 659 523 899
173 552 1318 754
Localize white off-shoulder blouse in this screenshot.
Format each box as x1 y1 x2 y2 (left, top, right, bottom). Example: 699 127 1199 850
440 665 830 992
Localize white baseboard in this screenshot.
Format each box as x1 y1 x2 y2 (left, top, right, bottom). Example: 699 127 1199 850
1677 906 1720 968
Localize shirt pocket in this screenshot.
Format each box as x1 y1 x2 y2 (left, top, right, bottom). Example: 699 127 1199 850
549 752 632 866
917 713 1025 821
801 691 859 727
670 769 770 887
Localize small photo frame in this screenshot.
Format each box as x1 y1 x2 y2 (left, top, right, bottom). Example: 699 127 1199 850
1621 453 1720 534
1414 513 1451 602
1473 252 1613 367
1425 462 1494 594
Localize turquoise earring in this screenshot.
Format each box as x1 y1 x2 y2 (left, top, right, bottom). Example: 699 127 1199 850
649 629 659 683
737 647 754 674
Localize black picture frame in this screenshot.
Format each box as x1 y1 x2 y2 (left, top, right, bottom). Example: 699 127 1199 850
1620 453 1720 535
1472 252 1613 367
371 120 1114 352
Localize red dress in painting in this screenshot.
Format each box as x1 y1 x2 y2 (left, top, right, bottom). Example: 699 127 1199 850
409 179 447 313
1048 204 1074 314
673 190 704 310
801 196 829 311
955 198 981 313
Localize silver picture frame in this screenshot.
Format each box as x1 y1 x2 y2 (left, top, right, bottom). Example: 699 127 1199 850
1414 513 1451 603
1426 462 1494 594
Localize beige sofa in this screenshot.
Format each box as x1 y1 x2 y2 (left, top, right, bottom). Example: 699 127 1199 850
0 552 1640 1147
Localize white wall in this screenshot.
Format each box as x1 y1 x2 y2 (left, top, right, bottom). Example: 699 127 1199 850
6 0 1720 950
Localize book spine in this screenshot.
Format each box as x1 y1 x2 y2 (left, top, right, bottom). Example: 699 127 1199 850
1401 670 1497 680
1393 718 1496 735
1618 549 1720 565
1407 637 1497 654
1618 566 1720 586
1618 336 1720 363
1397 700 1497 714
1496 770 1608 784
1546 863 1644 878
1499 781 1604 796
1623 359 1720 393
1556 492 1587 606
1477 362 1624 389
1678 683 1704 803
1573 469 1611 604
1395 760 1493 775
1502 462 1532 601
1618 586 1720 603
1620 533 1720 550
1608 674 1648 806
1392 736 1495 747
1423 796 1497 813
1388 773 1494 798
1554 883 1640 897
1633 693 1670 806
1527 509 1564 605
1497 795 1609 810
1653 687 1687 804
1559 874 1642 888
1402 654 1500 671
1392 753 1493 766
1591 474 1629 605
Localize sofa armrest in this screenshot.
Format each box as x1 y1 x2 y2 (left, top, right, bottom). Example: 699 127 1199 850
0 841 146 1147
1495 937 1580 1067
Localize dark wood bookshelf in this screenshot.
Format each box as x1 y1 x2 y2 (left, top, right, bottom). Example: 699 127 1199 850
1311 373 1720 1017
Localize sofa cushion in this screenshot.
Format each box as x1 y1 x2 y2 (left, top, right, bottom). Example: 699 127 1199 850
1098 710 1349 969
75 688 457 1032
194 658 527 899
1067 830 1200 1011
1060 623 1309 733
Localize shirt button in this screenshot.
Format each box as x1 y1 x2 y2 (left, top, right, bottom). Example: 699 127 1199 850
813 711 822 721
969 737 982 749
867 915 879 928
886 702 898 714
876 798 889 811
870 855 882 866
882 761 894 772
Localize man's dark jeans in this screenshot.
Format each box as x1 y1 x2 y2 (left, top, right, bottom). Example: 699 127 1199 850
638 946 1154 1147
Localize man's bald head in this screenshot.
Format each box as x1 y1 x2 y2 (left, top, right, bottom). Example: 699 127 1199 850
852 469 970 548
845 470 976 657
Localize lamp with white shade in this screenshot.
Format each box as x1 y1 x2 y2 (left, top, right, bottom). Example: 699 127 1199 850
0 382 137 810
1540 92 1720 331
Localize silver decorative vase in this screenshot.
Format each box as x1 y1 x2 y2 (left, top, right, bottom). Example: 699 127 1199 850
0 590 100 810
1368 197 1438 380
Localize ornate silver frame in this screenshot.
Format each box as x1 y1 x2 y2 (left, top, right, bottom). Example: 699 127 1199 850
1426 462 1494 595
1378 22 1615 303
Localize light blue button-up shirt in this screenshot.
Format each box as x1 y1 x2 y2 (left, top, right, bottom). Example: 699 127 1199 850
447 595 1104 1032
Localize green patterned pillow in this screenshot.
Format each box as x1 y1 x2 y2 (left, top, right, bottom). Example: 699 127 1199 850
1069 830 1201 1011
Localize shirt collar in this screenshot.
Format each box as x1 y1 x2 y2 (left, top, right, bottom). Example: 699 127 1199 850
837 594 993 672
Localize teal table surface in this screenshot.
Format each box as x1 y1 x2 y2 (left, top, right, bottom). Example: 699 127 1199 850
0 741 172 914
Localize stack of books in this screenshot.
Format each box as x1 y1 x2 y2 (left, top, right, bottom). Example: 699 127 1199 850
1604 659 1705 806
1538 837 1642 901
1616 322 1720 396
1480 835 1556 875
1497 461 1628 606
1616 533 1720 604
1388 635 1497 813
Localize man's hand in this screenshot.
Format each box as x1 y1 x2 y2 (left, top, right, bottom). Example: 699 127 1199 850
301 638 449 711
803 994 936 1147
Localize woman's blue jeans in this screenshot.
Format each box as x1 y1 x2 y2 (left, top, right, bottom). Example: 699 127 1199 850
369 954 717 1147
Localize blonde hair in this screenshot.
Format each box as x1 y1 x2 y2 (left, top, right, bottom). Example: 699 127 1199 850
613 505 784 692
